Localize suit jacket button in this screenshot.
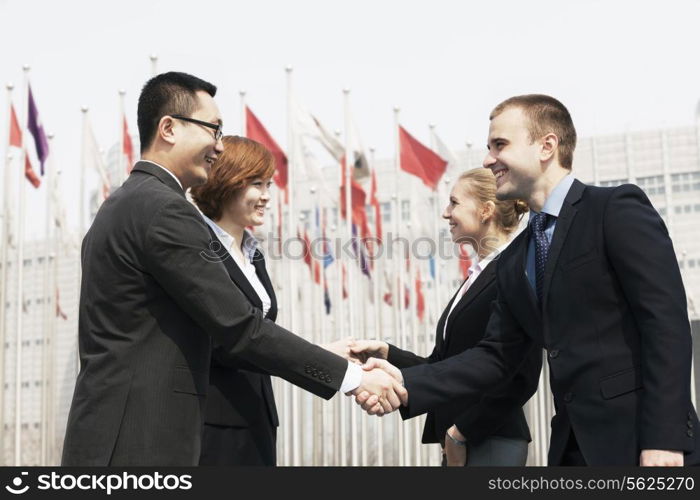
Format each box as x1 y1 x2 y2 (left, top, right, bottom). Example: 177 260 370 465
687 429 694 438
326 376 332 383
563 392 574 403
305 367 312 374
312 370 318 377
549 349 559 359
688 421 694 429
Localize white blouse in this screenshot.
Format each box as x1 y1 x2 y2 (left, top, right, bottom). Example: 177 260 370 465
200 214 272 317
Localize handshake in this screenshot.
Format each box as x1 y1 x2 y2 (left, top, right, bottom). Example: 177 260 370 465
323 338 407 416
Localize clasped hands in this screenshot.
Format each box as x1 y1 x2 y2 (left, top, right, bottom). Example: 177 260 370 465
322 338 407 415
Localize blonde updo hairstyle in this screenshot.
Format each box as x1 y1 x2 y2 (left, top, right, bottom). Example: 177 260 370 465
457 168 528 233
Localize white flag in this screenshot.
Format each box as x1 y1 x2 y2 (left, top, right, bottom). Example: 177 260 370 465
82 114 111 205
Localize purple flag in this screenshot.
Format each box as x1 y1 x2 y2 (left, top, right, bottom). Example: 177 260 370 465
28 84 49 175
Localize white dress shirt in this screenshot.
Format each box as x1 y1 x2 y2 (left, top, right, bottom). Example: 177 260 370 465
201 214 272 316
199 213 363 393
443 241 511 339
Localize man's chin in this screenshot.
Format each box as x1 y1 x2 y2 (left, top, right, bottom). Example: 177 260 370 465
495 185 516 201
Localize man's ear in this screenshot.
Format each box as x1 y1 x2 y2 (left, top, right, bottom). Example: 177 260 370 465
540 133 558 163
157 116 177 146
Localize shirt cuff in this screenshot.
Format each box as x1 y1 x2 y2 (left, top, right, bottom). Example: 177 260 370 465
339 361 363 394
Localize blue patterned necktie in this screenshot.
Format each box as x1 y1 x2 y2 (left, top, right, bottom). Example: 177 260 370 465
531 212 550 303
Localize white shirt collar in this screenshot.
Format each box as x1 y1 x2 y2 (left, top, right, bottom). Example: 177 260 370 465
469 240 511 275
200 213 259 263
140 160 183 191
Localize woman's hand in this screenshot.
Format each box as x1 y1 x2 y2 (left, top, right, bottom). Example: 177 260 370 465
321 338 363 364
348 339 389 364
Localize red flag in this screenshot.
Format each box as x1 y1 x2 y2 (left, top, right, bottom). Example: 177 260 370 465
9 104 22 147
458 243 472 280
299 228 312 269
370 167 382 245
313 260 321 285
25 153 41 188
399 125 447 190
342 263 348 299
245 106 288 202
298 228 320 285
339 157 371 239
415 268 425 322
383 270 393 306
123 115 134 172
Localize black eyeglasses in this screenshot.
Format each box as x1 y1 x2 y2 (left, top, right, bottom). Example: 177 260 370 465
170 115 223 141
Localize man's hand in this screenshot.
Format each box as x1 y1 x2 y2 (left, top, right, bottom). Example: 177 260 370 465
640 449 684 466
350 358 407 415
348 339 389 364
321 337 363 364
444 425 467 466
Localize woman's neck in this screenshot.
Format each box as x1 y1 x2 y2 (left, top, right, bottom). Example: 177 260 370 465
215 215 245 250
476 226 510 261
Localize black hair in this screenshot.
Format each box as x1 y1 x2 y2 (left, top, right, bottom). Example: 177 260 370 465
137 71 217 153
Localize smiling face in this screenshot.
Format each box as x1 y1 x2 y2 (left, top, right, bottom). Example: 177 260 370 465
442 179 486 245
172 90 224 190
482 106 543 202
224 177 273 228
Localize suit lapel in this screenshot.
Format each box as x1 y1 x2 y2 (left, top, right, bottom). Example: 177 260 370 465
252 250 277 321
435 285 463 353
451 262 495 316
443 262 496 348
205 226 263 310
541 180 585 308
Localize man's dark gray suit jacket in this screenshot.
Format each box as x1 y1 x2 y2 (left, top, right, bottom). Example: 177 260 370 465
61 161 346 465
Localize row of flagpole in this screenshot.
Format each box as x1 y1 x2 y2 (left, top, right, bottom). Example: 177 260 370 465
239 65 460 465
0 57 576 465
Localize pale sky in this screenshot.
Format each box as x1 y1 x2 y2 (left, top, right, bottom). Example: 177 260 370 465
1 0 700 237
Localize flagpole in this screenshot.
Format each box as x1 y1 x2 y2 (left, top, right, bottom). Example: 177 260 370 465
15 64 32 465
428 128 444 463
368 147 384 466
47 148 62 465
342 88 359 466
310 188 321 465
0 86 13 463
39 132 55 465
285 65 301 466
77 106 89 379
0 83 16 464
393 106 407 465
333 128 346 465
239 90 246 136
149 54 158 77
428 124 442 352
